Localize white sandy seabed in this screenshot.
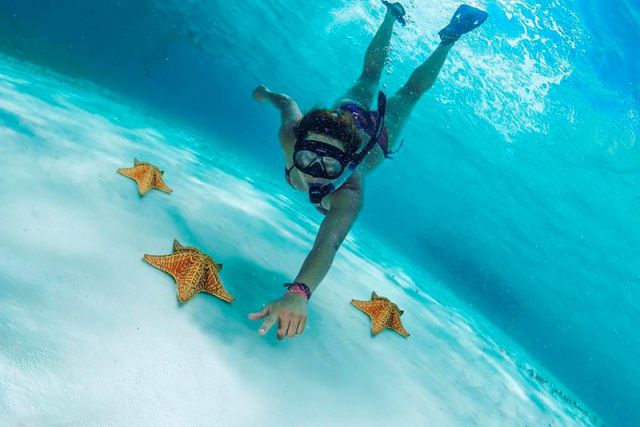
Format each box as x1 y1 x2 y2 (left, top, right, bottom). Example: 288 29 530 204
0 56 600 426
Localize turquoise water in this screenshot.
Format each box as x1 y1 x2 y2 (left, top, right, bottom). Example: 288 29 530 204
0 1 638 426
0 56 598 426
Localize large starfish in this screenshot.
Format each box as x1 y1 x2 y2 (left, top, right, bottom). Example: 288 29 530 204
117 159 172 196
144 240 234 303
351 291 410 337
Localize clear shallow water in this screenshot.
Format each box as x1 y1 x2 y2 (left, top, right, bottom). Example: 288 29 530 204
0 1 638 426
0 57 599 426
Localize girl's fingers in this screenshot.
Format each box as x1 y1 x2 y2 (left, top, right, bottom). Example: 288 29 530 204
248 305 270 320
277 314 291 340
250 305 306 339
287 317 299 337
259 314 278 336
296 317 307 335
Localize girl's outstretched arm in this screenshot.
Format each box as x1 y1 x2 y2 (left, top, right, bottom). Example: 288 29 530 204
294 186 363 291
248 184 363 340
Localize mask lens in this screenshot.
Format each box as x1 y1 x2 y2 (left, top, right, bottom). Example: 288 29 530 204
321 157 343 178
294 150 318 168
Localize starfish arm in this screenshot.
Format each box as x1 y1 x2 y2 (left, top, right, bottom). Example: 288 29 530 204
144 252 203 302
389 312 410 337
176 261 207 303
173 241 200 254
153 171 173 193
176 280 199 303
173 240 184 252
158 185 173 194
205 269 234 302
369 319 385 335
351 299 387 318
144 252 195 277
137 171 155 196
117 166 148 181
351 300 391 335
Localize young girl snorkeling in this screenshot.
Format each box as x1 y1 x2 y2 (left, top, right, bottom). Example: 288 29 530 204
249 2 488 339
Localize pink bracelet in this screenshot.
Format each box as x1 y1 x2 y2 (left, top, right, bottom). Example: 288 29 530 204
284 282 312 301
285 287 308 299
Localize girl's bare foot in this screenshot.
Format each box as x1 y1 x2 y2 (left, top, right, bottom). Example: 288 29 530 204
252 84 270 102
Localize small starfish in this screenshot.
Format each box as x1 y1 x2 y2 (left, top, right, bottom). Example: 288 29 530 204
144 240 234 303
351 291 410 337
117 159 172 196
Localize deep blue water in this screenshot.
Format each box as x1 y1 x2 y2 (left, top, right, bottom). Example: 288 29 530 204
0 1 638 426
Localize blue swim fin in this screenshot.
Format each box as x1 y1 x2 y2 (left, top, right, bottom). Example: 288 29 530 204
382 1 406 26
438 4 488 45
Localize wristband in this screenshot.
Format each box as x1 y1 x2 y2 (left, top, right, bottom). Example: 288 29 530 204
284 282 312 301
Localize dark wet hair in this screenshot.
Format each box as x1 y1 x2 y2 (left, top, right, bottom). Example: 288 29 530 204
294 109 359 154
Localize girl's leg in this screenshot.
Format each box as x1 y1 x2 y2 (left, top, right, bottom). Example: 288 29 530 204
334 10 398 108
385 42 453 147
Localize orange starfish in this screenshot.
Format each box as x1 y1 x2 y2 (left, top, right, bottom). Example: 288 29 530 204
351 291 410 337
144 240 234 303
117 159 172 196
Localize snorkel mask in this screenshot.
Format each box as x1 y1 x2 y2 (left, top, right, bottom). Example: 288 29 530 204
295 91 387 205
293 139 352 180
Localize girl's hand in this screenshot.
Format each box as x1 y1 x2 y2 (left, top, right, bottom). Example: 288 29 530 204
252 84 270 102
248 293 308 340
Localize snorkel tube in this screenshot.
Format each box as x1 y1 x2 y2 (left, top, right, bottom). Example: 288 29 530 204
308 91 387 205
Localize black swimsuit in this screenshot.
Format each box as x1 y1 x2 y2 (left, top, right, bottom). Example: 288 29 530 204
335 102 390 156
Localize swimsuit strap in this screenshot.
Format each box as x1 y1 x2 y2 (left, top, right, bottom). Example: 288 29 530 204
337 102 392 158
337 103 374 130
